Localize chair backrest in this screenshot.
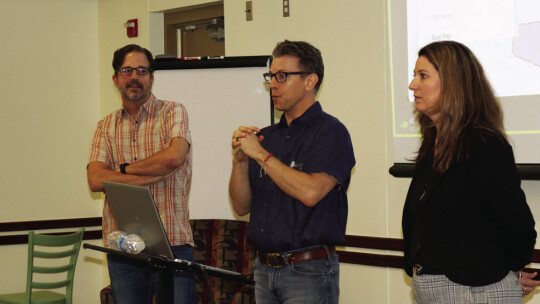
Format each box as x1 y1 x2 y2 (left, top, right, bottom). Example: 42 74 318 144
25 228 85 304
190 219 254 304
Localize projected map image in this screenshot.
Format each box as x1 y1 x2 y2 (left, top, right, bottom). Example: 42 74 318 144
391 0 540 163
407 0 540 98
514 22 540 67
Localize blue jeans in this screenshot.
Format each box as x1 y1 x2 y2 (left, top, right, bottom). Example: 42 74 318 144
254 249 340 304
107 244 196 304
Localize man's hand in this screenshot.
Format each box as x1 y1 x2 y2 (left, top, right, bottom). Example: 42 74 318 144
231 126 263 162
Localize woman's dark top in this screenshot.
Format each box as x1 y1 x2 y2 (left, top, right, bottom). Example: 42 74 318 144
402 128 536 286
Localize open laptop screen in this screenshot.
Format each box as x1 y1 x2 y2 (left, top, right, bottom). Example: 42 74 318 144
103 181 175 260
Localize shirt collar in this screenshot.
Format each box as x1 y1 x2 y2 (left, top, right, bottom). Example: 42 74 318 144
278 101 323 128
140 93 157 115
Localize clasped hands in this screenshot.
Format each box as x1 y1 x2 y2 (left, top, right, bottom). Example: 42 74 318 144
232 126 264 161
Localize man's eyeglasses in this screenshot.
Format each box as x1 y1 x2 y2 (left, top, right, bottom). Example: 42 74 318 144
263 71 311 84
117 66 152 76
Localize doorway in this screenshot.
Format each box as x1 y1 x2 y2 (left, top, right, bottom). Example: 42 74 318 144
164 3 225 57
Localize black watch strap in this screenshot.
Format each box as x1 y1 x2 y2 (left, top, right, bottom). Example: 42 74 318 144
120 163 130 174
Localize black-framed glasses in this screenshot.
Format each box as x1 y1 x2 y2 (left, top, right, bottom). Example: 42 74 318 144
263 71 311 84
117 66 152 76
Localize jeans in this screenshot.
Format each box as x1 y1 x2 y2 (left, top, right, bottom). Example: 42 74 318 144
107 244 196 304
254 249 340 304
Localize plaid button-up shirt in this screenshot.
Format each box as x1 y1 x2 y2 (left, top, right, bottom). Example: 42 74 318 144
89 93 193 247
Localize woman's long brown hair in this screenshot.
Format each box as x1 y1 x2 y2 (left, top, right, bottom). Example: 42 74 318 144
415 41 506 174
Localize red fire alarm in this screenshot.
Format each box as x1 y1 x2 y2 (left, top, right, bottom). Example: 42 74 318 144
124 19 138 38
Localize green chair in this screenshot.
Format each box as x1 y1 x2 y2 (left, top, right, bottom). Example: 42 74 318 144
0 228 85 304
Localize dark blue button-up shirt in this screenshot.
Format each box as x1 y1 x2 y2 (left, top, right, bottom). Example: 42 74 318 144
247 102 355 253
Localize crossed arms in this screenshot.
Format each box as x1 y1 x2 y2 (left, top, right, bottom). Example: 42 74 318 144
87 137 190 192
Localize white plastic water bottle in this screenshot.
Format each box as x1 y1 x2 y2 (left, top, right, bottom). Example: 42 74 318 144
107 231 146 254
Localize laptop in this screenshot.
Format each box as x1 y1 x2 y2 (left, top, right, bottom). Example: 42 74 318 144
102 181 244 278
103 181 176 260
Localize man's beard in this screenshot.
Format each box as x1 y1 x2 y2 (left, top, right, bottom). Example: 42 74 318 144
123 80 151 102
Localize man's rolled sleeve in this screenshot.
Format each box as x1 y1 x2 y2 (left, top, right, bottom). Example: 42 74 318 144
167 102 191 146
88 120 110 165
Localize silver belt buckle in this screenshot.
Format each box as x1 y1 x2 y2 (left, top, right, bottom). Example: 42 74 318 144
413 264 423 275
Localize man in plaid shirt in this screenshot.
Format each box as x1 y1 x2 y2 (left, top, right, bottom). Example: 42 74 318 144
87 44 195 304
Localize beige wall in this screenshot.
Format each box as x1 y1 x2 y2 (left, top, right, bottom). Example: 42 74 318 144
0 0 105 301
1 0 539 303
0 0 100 222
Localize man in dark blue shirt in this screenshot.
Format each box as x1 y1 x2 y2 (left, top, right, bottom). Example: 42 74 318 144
229 40 355 304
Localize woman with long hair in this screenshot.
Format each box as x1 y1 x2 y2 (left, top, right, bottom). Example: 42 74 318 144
402 40 537 303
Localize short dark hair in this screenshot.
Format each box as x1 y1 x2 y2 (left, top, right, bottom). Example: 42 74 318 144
112 44 155 76
272 40 324 94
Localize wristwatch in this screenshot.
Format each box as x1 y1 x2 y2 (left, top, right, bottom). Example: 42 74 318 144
119 163 130 174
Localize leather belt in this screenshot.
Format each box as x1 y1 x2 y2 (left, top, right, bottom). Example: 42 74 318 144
257 246 336 268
